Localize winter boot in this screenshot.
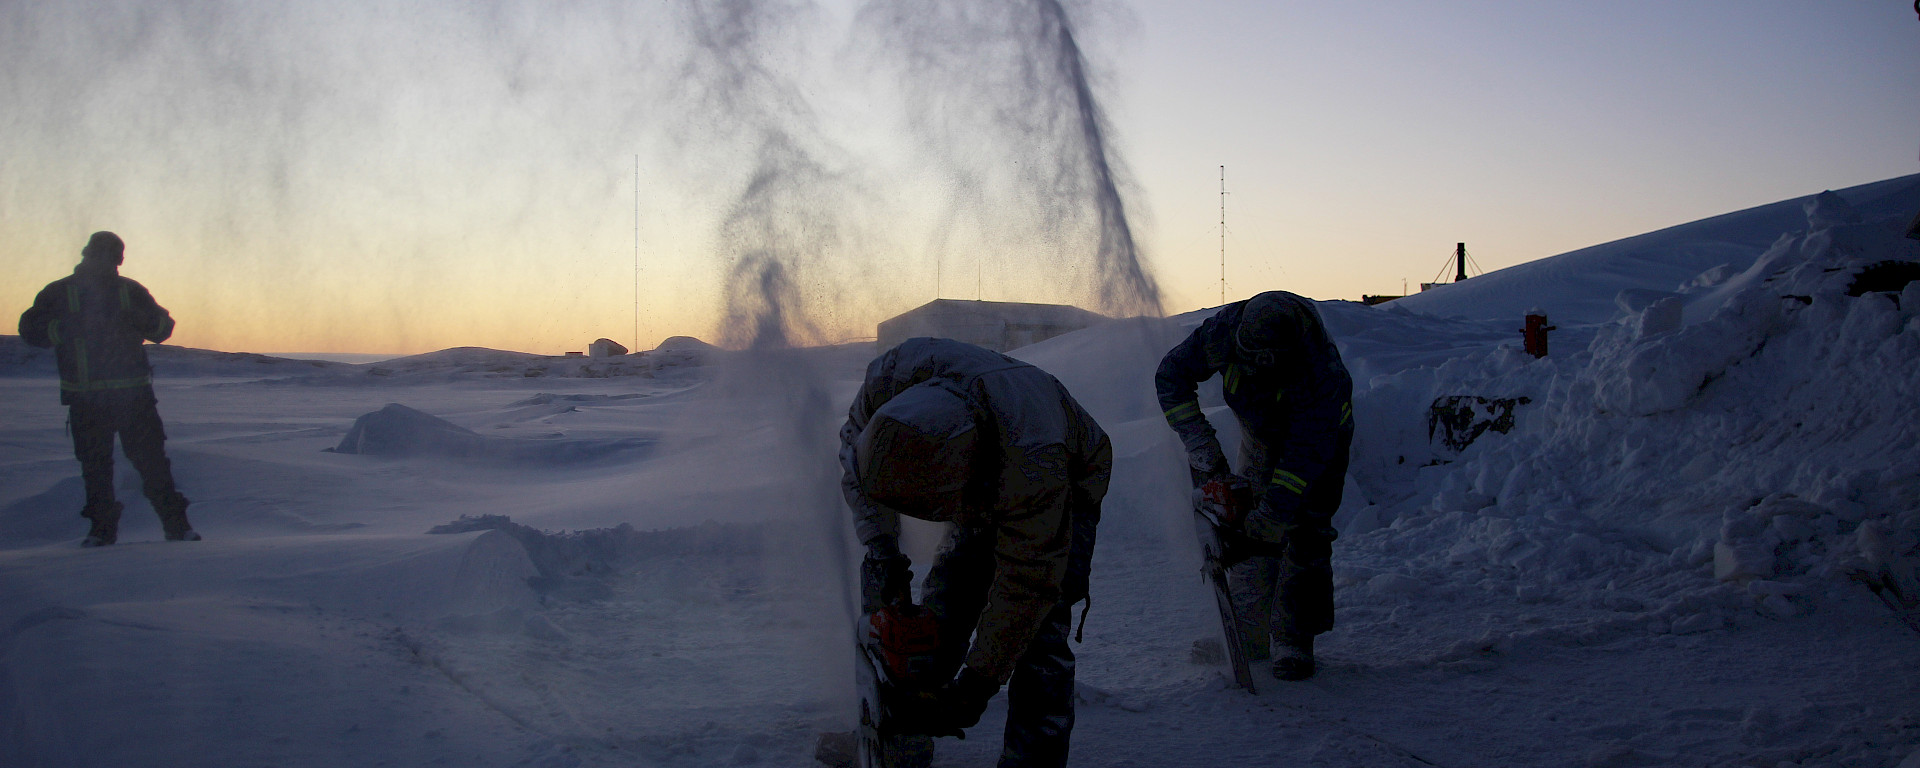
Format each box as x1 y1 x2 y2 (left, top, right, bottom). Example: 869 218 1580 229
81 501 123 547
153 491 201 542
1273 633 1316 681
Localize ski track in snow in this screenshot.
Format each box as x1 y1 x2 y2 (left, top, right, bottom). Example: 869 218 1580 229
4 179 1920 767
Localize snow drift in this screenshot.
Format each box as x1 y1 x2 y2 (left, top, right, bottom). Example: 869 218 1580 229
329 403 656 465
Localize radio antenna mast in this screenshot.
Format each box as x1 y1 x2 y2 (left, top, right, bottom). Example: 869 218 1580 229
1219 165 1227 305
633 155 640 353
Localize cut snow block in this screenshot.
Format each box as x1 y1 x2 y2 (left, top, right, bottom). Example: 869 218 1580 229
1634 297 1683 339
1714 541 1773 581
1614 288 1682 316
1757 594 1803 619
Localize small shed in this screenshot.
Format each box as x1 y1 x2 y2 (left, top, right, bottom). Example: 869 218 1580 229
876 299 1105 353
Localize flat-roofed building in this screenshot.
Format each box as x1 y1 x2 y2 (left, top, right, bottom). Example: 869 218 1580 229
877 299 1106 353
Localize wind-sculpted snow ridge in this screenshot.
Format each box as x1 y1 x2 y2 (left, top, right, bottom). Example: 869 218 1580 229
329 403 656 465
427 514 762 594
1344 195 1920 654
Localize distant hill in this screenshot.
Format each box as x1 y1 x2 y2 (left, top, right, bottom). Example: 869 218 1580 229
0 335 825 382
0 336 355 378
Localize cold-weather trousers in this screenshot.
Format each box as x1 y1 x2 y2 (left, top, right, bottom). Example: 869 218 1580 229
1227 432 1336 656
921 524 1081 768
70 388 185 518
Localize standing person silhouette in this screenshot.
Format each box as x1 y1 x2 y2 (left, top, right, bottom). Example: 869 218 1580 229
18 231 198 546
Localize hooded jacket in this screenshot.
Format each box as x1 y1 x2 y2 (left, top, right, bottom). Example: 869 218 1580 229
1155 292 1353 530
840 337 1111 684
18 260 175 405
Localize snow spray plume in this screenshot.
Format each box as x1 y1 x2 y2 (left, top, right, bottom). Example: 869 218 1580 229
714 134 844 351
671 0 862 659
857 0 1163 317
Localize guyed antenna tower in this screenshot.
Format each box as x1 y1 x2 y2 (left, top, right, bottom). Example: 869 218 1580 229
641 154 648 353
1219 165 1228 305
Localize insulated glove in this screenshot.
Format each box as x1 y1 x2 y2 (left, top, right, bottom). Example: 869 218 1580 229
890 688 965 739
890 666 999 738
1188 441 1230 482
1242 497 1300 545
860 549 913 613
940 666 1001 731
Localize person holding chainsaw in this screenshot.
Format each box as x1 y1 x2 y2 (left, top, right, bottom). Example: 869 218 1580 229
840 337 1110 767
1156 290 1353 681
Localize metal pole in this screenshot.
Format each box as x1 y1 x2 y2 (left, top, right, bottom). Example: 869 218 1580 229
645 155 652 353
1220 165 1226 305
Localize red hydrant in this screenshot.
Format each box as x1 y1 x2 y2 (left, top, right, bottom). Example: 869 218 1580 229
1522 313 1556 358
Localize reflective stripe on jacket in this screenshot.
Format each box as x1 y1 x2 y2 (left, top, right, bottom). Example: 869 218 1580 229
1154 293 1353 523
18 266 174 404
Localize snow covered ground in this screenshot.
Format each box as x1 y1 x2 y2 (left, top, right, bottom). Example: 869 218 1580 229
4 175 1920 768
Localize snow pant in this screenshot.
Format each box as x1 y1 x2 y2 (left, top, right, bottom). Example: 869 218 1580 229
1228 433 1337 656
69 388 187 528
921 524 1085 768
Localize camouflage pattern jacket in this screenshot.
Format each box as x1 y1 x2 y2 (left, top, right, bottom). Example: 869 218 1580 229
839 338 1111 684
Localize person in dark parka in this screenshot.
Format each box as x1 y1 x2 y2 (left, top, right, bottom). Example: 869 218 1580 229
18 231 198 546
1156 290 1352 680
841 337 1110 768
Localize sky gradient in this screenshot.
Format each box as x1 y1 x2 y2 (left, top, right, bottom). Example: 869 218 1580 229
4 0 1916 355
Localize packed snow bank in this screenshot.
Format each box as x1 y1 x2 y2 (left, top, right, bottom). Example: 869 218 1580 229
1344 191 1920 635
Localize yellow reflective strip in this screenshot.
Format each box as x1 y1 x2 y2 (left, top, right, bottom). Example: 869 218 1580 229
1163 401 1203 423
1224 364 1241 394
1341 402 1352 425
47 320 62 345
119 284 132 311
67 284 79 312
1274 388 1285 404
1271 469 1306 494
